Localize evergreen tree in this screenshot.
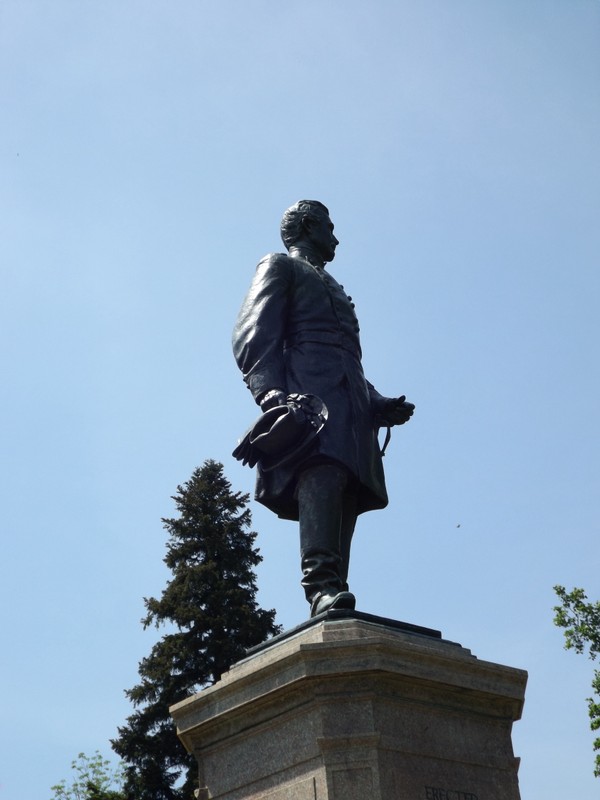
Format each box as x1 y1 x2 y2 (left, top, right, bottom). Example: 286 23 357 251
112 460 281 799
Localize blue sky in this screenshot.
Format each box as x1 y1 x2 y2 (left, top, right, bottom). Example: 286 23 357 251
1 2 599 798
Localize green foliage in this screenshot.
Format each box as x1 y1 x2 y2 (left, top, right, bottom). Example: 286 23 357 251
553 585 600 777
112 460 281 799
554 585 600 658
50 751 125 800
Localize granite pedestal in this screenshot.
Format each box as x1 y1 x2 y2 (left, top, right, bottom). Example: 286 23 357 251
171 612 527 800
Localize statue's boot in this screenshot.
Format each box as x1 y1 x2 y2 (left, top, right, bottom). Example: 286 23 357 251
297 463 356 617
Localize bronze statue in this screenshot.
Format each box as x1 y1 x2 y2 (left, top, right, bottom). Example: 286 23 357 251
232 201 414 617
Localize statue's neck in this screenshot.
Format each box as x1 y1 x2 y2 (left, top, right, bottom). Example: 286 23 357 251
288 244 326 269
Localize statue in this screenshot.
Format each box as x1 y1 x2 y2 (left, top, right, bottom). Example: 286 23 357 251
232 201 414 617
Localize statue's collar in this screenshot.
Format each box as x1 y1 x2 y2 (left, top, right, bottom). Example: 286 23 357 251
288 245 325 269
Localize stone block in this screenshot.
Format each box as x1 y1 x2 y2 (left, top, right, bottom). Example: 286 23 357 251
171 612 527 800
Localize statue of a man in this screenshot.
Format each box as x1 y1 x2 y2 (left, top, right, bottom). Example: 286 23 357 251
232 200 414 617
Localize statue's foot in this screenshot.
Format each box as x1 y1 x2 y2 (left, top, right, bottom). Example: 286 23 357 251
311 590 356 617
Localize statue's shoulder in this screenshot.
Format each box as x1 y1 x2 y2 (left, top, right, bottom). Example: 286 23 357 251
255 252 300 281
257 252 294 269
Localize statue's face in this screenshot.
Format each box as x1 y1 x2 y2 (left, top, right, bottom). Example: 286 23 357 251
306 211 339 263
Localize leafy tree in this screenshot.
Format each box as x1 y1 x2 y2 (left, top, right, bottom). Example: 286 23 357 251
112 460 281 799
553 585 600 777
50 751 125 800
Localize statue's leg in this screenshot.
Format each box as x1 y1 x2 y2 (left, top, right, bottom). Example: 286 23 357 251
339 493 358 592
297 463 356 617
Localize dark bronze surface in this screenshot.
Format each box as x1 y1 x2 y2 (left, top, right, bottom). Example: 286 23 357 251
233 201 415 616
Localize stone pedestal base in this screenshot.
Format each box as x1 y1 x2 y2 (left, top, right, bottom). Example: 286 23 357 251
171 612 527 800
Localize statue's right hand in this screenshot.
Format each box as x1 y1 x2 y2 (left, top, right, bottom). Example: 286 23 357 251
260 389 287 412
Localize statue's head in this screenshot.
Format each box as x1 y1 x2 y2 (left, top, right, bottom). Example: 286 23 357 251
280 200 338 263
280 200 330 249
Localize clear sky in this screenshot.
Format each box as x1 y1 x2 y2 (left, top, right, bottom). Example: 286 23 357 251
1 2 599 798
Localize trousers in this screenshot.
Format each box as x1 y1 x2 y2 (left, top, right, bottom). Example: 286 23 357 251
296 463 358 606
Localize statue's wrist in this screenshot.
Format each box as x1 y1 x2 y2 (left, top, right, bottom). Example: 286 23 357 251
260 388 287 410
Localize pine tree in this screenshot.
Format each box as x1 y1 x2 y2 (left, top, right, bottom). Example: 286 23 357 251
112 460 281 799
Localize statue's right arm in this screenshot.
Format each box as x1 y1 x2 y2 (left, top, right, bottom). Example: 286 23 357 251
232 254 293 405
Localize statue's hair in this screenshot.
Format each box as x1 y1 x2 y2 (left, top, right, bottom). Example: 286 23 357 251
280 200 329 250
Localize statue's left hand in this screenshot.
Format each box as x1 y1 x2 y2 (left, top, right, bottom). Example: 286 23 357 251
378 396 415 426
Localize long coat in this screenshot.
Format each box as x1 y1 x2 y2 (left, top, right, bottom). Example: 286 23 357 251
232 251 388 521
